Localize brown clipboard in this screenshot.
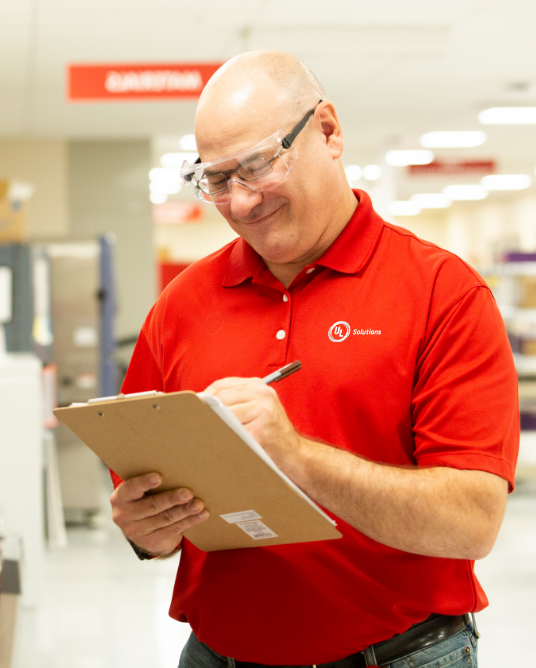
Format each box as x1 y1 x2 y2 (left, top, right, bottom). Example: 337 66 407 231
53 391 342 552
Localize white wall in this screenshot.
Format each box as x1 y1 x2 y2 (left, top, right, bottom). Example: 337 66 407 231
68 140 156 338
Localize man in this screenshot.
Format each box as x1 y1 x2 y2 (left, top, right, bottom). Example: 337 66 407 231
110 51 518 667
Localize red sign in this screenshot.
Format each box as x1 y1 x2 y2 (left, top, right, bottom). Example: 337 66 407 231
68 62 223 101
152 202 204 225
408 160 495 176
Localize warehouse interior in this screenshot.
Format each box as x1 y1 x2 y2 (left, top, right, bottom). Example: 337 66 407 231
0 1 535 666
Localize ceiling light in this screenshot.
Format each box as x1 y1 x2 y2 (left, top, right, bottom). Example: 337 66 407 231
479 107 536 124
363 165 382 180
481 174 532 190
150 181 182 195
149 167 182 182
443 185 488 200
420 131 486 148
345 165 362 181
388 201 421 216
150 192 167 204
160 152 198 168
385 150 434 166
179 134 197 150
410 193 452 208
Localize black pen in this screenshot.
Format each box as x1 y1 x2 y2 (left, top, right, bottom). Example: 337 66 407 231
262 360 302 384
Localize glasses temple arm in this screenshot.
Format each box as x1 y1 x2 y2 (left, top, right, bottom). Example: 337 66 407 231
281 99 323 149
183 156 201 182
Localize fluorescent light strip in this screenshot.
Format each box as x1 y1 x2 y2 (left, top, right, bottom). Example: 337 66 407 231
388 201 421 216
481 174 532 190
179 134 197 151
410 193 452 209
363 164 382 180
345 165 362 181
386 150 434 166
149 167 182 182
150 181 181 195
443 185 488 201
420 131 486 148
161 153 198 168
479 107 536 124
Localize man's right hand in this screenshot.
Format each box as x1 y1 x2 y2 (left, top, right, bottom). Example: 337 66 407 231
110 472 209 557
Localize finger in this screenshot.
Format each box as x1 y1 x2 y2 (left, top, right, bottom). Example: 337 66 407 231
204 376 261 395
229 401 262 426
139 509 210 555
213 384 259 408
116 472 162 503
133 498 206 536
128 487 194 520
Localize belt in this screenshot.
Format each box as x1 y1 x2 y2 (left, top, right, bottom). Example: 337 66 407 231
232 613 472 668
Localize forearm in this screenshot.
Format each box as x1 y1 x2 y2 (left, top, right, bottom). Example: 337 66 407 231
284 437 508 560
203 376 509 560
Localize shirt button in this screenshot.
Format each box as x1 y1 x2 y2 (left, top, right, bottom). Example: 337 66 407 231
306 267 315 274
283 294 289 302
276 330 286 340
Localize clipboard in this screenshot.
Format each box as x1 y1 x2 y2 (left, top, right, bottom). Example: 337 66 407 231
53 391 342 552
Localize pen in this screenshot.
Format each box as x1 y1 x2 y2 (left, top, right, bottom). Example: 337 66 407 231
262 360 302 384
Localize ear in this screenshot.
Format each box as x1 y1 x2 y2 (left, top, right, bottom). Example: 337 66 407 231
316 101 344 160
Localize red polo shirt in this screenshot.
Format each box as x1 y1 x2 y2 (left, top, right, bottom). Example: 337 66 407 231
116 190 518 664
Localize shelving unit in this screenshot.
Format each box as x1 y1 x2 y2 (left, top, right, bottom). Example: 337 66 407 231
481 261 536 480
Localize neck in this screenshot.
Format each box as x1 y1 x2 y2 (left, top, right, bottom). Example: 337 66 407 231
264 188 358 288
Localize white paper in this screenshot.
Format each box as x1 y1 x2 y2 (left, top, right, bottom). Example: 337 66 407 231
198 392 337 527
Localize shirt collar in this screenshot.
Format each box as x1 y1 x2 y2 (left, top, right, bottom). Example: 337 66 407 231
222 189 384 287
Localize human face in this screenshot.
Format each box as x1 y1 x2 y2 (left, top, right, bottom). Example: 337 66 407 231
196 101 338 266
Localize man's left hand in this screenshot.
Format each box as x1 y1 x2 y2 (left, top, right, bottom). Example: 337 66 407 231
203 377 302 470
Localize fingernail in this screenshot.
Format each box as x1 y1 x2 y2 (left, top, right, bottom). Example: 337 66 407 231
198 510 209 520
177 490 191 502
150 474 161 486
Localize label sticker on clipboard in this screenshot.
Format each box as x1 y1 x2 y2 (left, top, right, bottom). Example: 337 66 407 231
220 510 262 524
236 520 278 540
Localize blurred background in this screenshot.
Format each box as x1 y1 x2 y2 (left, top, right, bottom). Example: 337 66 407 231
0 1 535 666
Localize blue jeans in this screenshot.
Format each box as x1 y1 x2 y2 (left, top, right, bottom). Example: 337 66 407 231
178 620 478 668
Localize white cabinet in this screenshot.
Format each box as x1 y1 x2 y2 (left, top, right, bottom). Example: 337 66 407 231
0 354 43 607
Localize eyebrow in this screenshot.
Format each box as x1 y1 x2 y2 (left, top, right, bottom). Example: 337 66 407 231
203 166 239 178
202 150 268 177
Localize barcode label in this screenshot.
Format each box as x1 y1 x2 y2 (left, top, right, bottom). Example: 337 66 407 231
220 510 262 524
236 520 278 540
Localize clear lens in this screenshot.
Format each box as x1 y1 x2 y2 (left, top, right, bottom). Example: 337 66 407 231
181 134 298 204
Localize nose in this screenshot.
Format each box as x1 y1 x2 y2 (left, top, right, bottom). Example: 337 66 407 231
228 180 263 219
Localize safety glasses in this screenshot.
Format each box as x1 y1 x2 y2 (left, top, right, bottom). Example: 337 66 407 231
181 101 322 203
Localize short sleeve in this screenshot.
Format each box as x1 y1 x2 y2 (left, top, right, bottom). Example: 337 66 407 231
121 328 163 395
109 325 164 489
412 286 519 489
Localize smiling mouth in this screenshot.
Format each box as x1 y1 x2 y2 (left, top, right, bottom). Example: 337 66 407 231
243 205 283 225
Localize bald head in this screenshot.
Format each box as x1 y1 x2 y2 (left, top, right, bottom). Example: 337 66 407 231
195 51 326 159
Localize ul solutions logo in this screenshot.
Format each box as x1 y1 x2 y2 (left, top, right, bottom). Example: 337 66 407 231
328 321 351 342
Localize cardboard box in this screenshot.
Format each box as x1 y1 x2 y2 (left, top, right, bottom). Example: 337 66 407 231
521 339 536 357
0 199 26 244
519 276 536 309
0 179 8 199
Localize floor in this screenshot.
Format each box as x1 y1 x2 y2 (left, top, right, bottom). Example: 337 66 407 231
13 481 536 668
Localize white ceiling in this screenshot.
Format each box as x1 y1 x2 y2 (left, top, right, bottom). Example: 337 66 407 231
1 0 536 187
